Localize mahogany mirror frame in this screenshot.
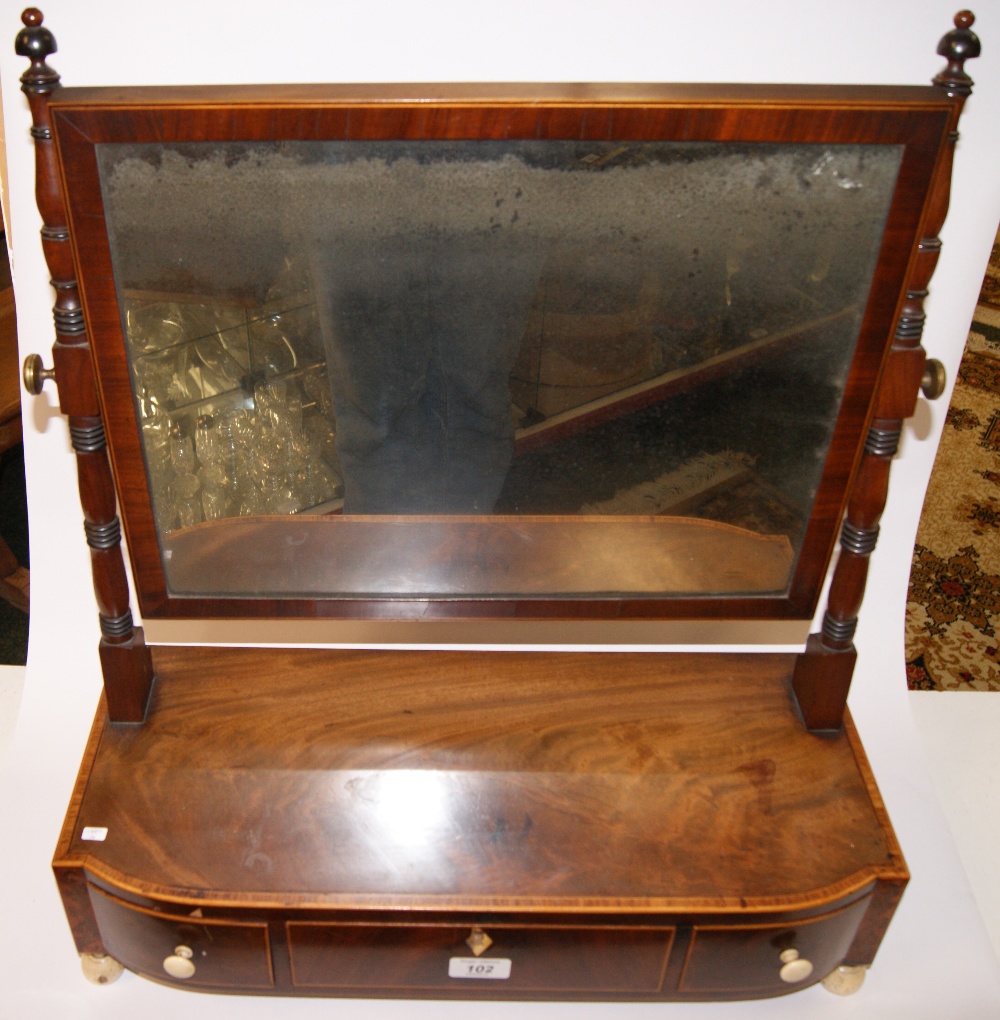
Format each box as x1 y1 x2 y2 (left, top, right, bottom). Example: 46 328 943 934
48 84 951 625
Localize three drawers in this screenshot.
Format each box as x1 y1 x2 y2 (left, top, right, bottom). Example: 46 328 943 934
86 882 873 998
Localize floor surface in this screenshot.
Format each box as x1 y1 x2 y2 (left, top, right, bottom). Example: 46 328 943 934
0 663 23 765
910 692 1000 963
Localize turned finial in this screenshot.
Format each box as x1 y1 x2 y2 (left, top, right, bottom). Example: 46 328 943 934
15 7 59 94
933 10 981 96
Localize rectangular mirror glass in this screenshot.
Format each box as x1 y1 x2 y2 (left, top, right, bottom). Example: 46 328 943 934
97 138 901 601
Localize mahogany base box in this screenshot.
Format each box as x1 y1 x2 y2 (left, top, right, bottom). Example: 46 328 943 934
55 646 906 1000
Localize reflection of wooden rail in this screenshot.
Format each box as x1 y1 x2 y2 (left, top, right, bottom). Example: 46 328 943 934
163 513 793 598
513 306 857 455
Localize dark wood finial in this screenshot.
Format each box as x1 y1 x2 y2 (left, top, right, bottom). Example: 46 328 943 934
933 10 981 96
15 7 59 94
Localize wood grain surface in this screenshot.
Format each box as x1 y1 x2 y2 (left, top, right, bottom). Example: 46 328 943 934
61 646 906 913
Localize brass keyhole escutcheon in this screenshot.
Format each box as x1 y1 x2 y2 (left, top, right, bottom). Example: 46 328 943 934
465 928 493 957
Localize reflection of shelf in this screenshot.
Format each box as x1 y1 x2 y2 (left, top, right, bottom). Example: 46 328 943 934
661 468 806 541
513 306 856 455
161 513 794 597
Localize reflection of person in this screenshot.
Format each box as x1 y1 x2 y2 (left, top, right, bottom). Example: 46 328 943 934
315 233 538 514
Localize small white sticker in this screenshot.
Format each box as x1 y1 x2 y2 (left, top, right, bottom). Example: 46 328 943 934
448 957 512 980
81 826 108 842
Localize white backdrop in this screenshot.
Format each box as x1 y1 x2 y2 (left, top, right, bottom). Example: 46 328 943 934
2 1 1000 1017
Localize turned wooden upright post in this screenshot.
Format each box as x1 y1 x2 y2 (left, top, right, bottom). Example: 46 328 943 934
792 11 981 732
16 8 154 722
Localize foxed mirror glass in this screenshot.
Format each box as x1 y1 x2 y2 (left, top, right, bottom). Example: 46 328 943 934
96 137 901 602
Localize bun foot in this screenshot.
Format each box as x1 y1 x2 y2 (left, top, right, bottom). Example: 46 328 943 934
81 952 124 985
821 964 867 995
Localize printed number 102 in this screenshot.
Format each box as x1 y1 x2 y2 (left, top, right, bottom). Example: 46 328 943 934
448 957 513 980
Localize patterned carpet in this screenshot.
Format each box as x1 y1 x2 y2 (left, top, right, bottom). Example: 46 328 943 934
905 283 1000 690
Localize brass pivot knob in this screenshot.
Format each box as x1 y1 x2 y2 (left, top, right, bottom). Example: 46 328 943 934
163 944 196 979
778 947 814 983
22 353 56 395
921 358 947 400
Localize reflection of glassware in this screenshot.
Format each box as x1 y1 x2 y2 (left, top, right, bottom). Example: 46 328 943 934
215 413 242 496
194 415 219 467
136 339 247 413
256 379 305 436
125 299 245 355
128 297 254 414
277 387 303 435
303 365 334 417
170 433 197 475
254 380 285 423
147 391 341 528
200 464 230 521
140 400 172 456
125 301 188 353
127 283 343 530
192 338 242 395
153 491 175 534
135 348 182 410
250 314 298 378
172 472 202 528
